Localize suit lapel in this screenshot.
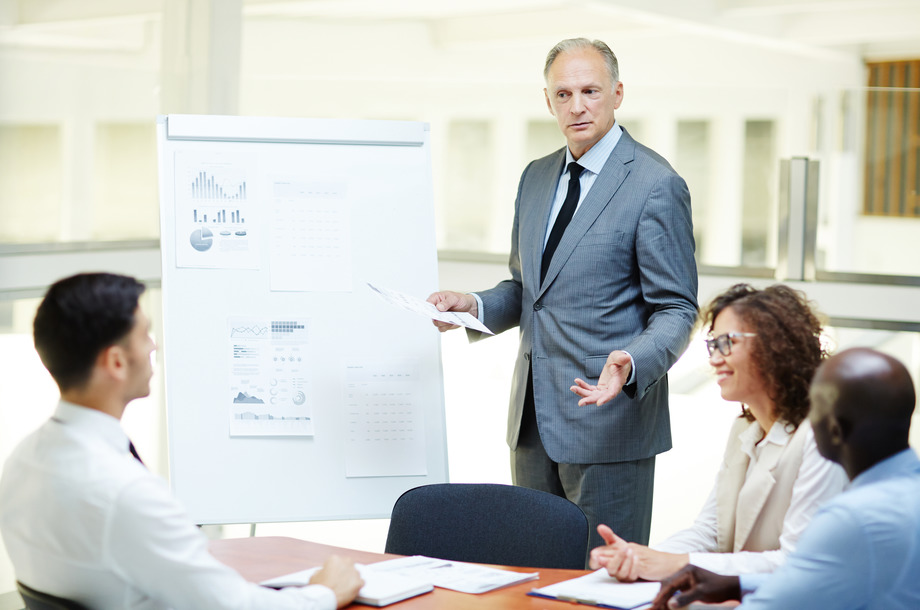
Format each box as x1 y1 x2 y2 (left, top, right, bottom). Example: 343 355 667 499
537 131 635 297
732 438 784 552
528 152 566 293
716 423 750 552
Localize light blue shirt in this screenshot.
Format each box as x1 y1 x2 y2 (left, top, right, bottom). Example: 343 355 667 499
542 122 623 249
738 448 920 609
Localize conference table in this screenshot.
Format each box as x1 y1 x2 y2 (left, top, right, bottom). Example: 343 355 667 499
210 536 737 609
210 535 613 609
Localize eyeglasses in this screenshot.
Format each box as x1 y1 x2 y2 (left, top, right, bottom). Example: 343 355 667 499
705 332 757 357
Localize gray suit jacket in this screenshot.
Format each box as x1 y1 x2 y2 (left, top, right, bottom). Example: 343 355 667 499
473 128 698 464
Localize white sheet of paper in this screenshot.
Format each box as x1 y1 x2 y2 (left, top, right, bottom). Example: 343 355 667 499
343 362 427 478
270 178 353 292
366 283 493 335
370 555 538 594
227 316 314 437
174 150 260 270
529 568 661 609
261 563 433 606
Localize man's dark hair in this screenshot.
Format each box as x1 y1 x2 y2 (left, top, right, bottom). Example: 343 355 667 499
33 273 146 391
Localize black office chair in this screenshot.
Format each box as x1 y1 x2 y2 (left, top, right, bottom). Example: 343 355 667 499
384 483 589 569
16 581 89 610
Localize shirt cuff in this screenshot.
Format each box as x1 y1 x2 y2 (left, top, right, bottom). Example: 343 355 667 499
739 573 769 597
296 584 338 610
623 351 636 386
470 293 485 323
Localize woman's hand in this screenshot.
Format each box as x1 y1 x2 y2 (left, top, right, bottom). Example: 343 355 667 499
589 524 689 582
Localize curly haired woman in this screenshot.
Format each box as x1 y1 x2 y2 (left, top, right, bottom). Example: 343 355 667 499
586 284 848 580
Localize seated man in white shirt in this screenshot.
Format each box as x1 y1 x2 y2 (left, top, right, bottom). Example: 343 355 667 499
0 272 363 610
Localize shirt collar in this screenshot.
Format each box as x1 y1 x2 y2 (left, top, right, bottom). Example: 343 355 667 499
565 121 622 176
739 418 793 458
52 400 130 455
850 448 920 489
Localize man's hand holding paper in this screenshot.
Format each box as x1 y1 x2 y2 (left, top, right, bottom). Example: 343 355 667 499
368 283 492 335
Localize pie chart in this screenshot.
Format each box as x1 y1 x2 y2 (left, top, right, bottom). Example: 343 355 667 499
190 227 213 252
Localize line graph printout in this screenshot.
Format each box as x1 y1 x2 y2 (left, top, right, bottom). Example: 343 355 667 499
228 316 314 437
174 150 260 269
270 178 352 293
344 362 427 477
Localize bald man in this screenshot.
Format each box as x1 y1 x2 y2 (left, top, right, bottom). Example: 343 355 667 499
651 347 920 610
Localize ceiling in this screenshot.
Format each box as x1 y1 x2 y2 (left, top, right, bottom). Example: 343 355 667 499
1 0 919 60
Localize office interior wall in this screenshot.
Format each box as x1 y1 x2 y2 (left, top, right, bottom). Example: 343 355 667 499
0 8 868 258
9 8 914 274
92 123 159 239
0 125 63 242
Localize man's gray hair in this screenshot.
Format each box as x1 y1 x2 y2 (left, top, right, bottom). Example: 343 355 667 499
544 38 619 84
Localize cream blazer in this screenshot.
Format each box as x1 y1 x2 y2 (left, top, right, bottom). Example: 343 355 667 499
716 417 812 553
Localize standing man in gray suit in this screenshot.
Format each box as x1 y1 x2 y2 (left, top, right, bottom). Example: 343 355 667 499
428 38 698 550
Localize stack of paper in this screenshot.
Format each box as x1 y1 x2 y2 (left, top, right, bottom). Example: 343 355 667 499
370 555 539 594
261 555 539 604
529 568 661 609
261 563 433 607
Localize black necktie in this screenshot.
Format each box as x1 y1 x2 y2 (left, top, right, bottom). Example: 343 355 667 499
128 441 146 467
541 162 585 284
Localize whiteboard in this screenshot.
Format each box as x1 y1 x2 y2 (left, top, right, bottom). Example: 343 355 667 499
156 114 448 524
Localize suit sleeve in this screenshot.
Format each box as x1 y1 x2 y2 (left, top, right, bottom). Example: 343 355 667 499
622 170 698 399
467 161 533 342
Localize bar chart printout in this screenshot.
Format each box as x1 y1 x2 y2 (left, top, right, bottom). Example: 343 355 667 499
228 316 314 437
175 150 260 269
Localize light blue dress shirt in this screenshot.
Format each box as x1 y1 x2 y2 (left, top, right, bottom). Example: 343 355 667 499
541 122 623 249
738 448 920 609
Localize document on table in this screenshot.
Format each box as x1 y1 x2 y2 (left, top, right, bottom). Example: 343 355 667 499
371 555 539 594
529 568 661 609
366 283 493 335
260 563 433 607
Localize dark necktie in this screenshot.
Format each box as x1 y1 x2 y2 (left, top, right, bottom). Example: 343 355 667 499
128 441 146 466
541 162 585 284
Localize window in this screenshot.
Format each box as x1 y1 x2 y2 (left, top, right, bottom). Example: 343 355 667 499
864 60 920 217
0 125 63 243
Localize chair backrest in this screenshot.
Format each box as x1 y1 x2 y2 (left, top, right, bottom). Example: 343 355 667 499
16 582 89 610
384 483 589 569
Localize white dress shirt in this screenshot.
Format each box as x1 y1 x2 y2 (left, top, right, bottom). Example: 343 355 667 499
0 401 335 610
653 419 848 574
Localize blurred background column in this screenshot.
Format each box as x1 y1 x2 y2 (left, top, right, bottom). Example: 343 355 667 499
160 0 242 115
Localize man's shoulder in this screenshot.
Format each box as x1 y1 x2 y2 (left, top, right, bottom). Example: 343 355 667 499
528 146 566 171
827 467 920 519
618 131 679 176
2 422 150 503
